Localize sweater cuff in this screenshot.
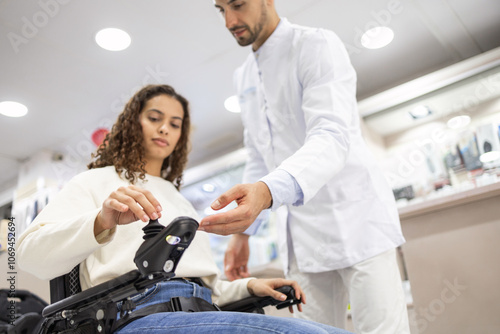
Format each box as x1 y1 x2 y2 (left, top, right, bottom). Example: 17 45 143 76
215 276 255 306
95 226 116 244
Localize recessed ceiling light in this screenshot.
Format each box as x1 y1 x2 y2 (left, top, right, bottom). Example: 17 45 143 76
447 115 471 129
0 101 28 117
202 183 216 193
361 26 394 49
224 95 240 113
95 28 131 51
409 105 432 119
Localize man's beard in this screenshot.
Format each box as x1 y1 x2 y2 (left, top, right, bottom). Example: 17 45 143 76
232 2 267 46
234 21 263 46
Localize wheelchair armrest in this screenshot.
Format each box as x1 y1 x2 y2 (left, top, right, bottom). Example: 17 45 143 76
42 270 141 317
220 285 301 314
43 217 199 318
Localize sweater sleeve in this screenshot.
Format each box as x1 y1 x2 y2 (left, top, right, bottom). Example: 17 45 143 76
17 172 115 280
212 277 254 306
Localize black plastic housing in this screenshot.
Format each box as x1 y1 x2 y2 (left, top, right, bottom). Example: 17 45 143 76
133 216 199 276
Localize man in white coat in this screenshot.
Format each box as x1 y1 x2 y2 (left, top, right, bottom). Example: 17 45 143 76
200 1 410 332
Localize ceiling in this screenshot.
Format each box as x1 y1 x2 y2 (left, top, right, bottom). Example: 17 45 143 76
2 0 500 194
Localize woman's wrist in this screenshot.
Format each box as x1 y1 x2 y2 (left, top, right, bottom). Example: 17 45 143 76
247 278 257 295
94 211 110 237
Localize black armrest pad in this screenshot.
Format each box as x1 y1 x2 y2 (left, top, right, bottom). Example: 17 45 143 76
43 270 141 317
220 285 301 313
49 275 67 305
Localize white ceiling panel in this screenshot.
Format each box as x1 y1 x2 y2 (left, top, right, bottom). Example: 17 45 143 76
1 0 500 191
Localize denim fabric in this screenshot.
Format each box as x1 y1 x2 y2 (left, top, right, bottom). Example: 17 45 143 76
117 279 212 315
115 280 352 334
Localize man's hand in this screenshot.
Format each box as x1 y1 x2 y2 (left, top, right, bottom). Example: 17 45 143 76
199 182 272 235
247 278 306 313
224 234 250 281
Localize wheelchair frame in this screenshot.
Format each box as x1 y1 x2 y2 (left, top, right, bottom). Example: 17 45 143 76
39 217 301 334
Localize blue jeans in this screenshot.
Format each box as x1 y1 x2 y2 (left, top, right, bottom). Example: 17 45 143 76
115 279 352 334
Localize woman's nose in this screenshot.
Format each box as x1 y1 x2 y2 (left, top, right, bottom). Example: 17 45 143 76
159 123 169 134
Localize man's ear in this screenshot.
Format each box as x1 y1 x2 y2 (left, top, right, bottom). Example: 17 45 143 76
265 0 277 14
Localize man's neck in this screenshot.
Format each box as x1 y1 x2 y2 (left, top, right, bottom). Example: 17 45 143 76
252 17 281 52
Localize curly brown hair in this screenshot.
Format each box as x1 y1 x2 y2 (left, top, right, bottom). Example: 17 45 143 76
88 84 191 189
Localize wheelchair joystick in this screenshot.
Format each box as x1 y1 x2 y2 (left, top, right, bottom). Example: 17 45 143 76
142 219 164 240
134 217 199 277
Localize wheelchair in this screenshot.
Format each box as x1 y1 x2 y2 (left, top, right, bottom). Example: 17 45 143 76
0 289 48 334
39 217 301 334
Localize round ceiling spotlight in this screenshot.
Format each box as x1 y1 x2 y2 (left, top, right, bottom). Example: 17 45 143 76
409 105 432 119
202 183 216 193
361 26 394 49
224 95 241 113
0 101 28 117
95 28 131 51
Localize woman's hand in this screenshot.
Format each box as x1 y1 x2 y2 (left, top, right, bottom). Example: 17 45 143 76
247 278 306 313
94 185 163 236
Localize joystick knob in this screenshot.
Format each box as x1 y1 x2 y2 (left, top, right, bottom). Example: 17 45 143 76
142 219 164 240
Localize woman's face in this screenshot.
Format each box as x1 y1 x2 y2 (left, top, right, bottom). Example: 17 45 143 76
139 94 184 169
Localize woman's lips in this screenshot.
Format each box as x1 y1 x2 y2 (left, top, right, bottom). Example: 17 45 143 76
153 138 168 147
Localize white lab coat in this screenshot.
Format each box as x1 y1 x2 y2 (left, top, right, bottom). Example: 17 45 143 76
234 18 405 273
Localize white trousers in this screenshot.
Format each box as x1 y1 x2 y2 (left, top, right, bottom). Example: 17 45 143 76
287 248 410 334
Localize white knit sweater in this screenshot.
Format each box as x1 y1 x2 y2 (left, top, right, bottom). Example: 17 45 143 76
18 166 252 305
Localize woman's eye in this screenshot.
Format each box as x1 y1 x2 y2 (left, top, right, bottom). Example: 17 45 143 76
148 116 159 122
171 123 181 129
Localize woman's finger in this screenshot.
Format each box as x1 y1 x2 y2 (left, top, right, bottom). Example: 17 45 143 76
104 198 129 213
122 186 161 220
110 191 149 222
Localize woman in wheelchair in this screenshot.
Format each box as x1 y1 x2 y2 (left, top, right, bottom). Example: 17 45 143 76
18 84 351 333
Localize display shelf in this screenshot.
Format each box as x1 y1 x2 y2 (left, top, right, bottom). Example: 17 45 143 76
398 181 500 219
